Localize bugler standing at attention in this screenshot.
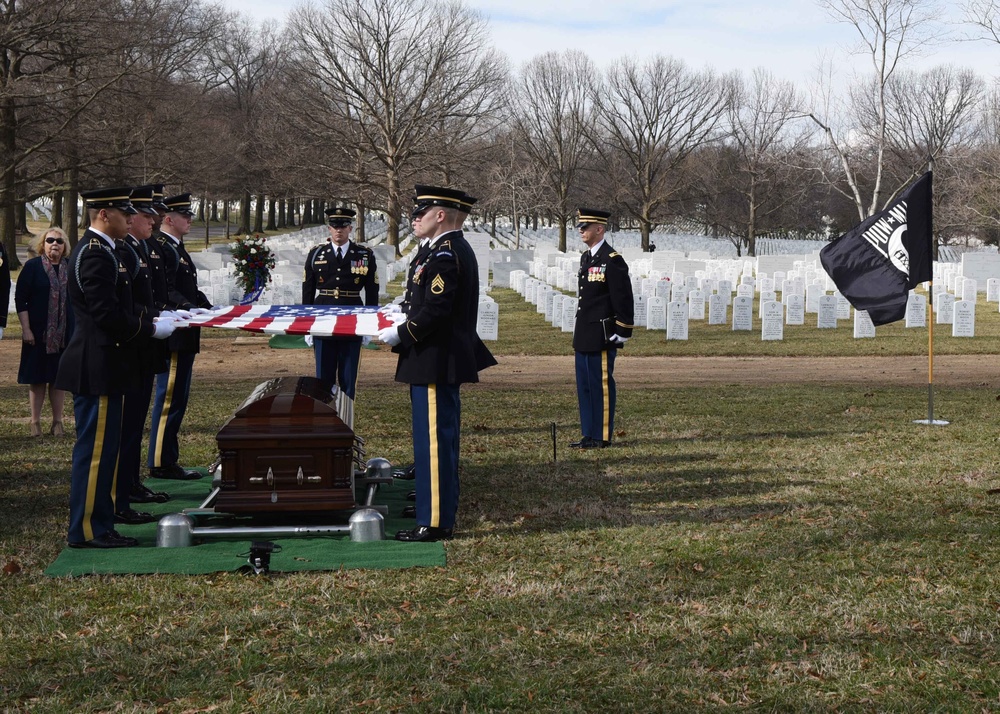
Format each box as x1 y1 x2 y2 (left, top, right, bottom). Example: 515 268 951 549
571 207 634 449
302 206 379 399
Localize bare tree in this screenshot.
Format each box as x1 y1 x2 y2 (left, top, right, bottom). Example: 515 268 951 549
513 50 596 252
285 0 506 254
591 56 730 252
809 0 946 221
714 69 813 256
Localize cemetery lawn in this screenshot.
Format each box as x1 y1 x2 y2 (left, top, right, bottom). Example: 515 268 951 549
3 294 1000 711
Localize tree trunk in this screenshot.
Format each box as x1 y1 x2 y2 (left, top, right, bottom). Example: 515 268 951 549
302 198 312 225
210 200 219 222
63 163 80 249
277 199 286 228
266 198 276 231
557 215 567 252
253 193 265 233
640 217 652 252
355 202 366 243
387 171 401 256
238 191 251 234
51 190 63 228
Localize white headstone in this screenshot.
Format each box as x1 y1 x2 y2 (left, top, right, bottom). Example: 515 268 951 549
759 277 775 294
688 289 706 320
647 296 667 330
717 280 733 305
633 294 647 327
562 298 578 333
666 300 689 340
961 278 978 303
834 291 851 320
784 293 805 325
988 278 1000 303
758 290 776 315
853 310 876 338
536 285 552 314
905 292 926 328
953 300 975 337
736 284 754 299
551 294 566 327
936 293 955 324
708 294 727 325
817 295 838 328
732 295 753 331
806 284 824 314
654 279 672 299
477 301 499 340
761 301 784 340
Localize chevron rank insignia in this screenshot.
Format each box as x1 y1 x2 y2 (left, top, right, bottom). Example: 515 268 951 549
431 274 446 294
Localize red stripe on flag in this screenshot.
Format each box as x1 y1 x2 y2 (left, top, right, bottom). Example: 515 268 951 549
243 316 275 332
287 316 316 335
202 305 253 327
332 313 358 336
377 312 394 329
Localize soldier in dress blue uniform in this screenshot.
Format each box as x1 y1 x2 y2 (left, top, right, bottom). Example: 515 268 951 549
55 188 176 548
0 238 9 340
378 185 497 542
114 185 171 520
571 208 634 449
302 206 379 399
148 193 212 480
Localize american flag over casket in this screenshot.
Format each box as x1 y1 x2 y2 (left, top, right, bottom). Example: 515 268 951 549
180 305 403 337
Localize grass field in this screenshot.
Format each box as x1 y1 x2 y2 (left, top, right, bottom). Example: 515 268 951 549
2 286 1000 711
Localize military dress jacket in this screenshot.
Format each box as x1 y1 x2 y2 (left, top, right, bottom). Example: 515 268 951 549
0 241 10 328
572 241 635 353
54 229 155 396
145 232 173 314
393 230 496 385
120 235 166 377
156 233 211 354
302 240 379 307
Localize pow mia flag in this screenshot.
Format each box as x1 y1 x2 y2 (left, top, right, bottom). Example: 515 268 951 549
820 172 933 326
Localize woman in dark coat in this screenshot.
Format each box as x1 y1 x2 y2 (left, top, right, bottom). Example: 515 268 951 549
16 227 73 437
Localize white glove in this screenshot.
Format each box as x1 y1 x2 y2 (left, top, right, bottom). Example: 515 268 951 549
378 325 401 346
381 304 402 314
304 334 314 347
152 318 176 340
189 307 212 315
361 336 371 347
609 334 629 345
173 309 194 319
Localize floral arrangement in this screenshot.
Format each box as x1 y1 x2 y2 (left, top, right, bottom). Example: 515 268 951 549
230 233 275 303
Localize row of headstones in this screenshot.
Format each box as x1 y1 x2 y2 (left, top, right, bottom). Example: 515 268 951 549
511 270 981 340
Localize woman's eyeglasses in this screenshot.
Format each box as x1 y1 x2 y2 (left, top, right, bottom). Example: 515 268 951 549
45 237 65 245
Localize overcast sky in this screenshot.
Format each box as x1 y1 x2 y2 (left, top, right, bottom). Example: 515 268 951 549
224 0 1000 89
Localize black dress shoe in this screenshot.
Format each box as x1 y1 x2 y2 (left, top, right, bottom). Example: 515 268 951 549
130 483 171 504
395 525 453 542
406 490 416 501
149 464 202 480
401 505 416 518
68 532 138 549
109 529 140 546
570 436 597 448
393 464 416 480
580 439 610 449
115 508 156 525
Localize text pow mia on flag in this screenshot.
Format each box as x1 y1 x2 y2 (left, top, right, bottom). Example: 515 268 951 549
820 172 934 326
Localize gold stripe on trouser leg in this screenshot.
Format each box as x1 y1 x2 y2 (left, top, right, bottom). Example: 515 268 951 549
83 396 109 541
428 385 440 528
153 352 178 467
601 351 610 442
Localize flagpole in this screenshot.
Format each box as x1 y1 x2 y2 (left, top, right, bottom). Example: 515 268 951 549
915 166 948 426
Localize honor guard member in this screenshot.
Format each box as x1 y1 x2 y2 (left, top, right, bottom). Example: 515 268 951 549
378 185 497 542
571 208 634 449
55 187 176 548
148 193 212 480
0 237 9 339
115 186 171 517
301 206 379 399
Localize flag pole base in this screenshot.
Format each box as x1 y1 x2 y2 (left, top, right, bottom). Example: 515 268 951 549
913 419 949 426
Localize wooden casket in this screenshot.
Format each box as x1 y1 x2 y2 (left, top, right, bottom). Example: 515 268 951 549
214 376 357 514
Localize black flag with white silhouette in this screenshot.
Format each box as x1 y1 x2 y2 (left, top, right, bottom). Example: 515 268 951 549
820 172 933 326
